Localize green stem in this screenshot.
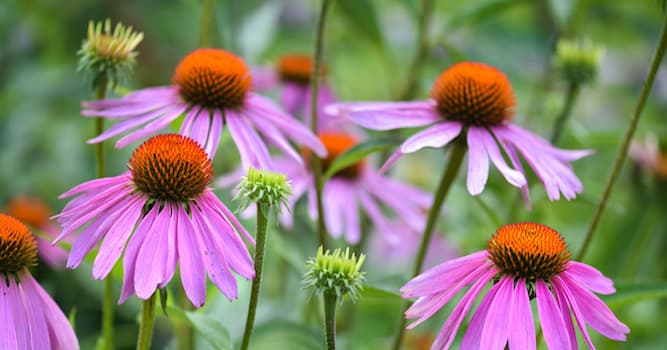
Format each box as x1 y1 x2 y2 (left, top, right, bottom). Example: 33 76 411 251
240 204 270 350
199 0 215 47
176 285 194 350
323 291 337 350
310 0 334 250
398 0 435 100
550 82 580 144
93 80 115 350
136 293 157 350
576 16 667 261
391 139 467 350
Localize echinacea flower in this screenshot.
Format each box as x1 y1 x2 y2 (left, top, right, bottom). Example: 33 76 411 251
401 222 629 350
220 132 432 244
629 134 667 181
0 213 79 350
82 48 326 166
54 134 254 307
6 195 67 268
326 62 592 206
253 53 337 128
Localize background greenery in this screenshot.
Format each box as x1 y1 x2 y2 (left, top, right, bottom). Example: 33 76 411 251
1 0 667 349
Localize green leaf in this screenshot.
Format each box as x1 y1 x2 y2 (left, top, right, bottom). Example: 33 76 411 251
603 280 667 308
336 0 384 46
361 284 402 300
446 0 531 30
323 137 401 179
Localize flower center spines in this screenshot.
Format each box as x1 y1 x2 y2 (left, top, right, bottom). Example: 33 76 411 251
172 48 252 109
0 214 38 275
316 133 364 179
487 222 570 281
129 134 213 202
277 54 327 85
430 61 515 126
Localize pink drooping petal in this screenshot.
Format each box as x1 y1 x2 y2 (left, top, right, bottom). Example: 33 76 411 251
479 276 514 350
552 279 579 350
455 269 501 350
81 98 175 118
91 196 145 279
281 82 309 117
536 280 572 350
179 106 203 136
57 174 129 200
497 141 532 208
342 190 361 243
325 100 437 115
379 149 405 173
226 110 272 170
430 268 498 350
134 206 172 299
114 104 189 148
325 100 439 130
400 121 463 153
161 203 179 288
201 191 255 245
477 127 526 187
23 273 79 350
87 106 175 144
176 206 207 307
401 251 489 297
323 180 348 238
252 120 303 165
405 262 493 329
187 109 212 149
558 274 630 341
18 280 50 349
204 109 224 158
0 280 19 349
251 67 279 90
466 128 490 195
119 205 159 303
508 279 536 350
564 261 616 295
245 93 326 157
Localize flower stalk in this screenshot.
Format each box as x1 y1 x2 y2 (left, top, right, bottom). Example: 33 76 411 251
577 16 667 261
310 0 334 249
323 290 338 350
136 293 157 350
391 138 467 350
550 82 580 144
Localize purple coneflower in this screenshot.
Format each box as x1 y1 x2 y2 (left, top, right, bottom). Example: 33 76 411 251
326 62 592 206
401 222 629 350
82 48 325 167
55 134 254 307
221 132 431 244
6 195 68 268
253 53 337 127
0 213 79 350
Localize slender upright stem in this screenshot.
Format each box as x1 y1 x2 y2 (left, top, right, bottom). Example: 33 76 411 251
240 204 270 350
310 0 334 249
577 17 667 261
199 0 215 47
136 293 157 350
550 82 580 144
93 80 115 350
176 285 194 350
392 139 467 350
398 0 435 100
323 291 338 350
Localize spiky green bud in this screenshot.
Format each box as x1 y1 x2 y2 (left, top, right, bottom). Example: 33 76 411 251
554 38 604 87
235 167 292 213
77 19 144 89
303 246 366 303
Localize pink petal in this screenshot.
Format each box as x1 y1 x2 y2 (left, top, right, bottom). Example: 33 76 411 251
205 109 223 158
343 192 361 244
536 280 572 350
479 127 526 187
226 110 272 170
466 128 489 195
564 261 615 295
134 206 171 299
458 273 503 350
0 281 19 349
400 121 463 153
18 279 50 349
176 207 207 307
552 279 579 350
119 205 159 303
508 279 536 350
401 251 489 297
479 276 513 350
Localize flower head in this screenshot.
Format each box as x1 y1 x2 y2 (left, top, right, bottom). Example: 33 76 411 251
401 222 629 350
219 131 432 244
326 61 593 207
82 48 325 164
55 134 255 307
304 246 365 302
77 19 143 88
0 214 79 350
235 167 292 213
555 38 604 87
277 54 327 85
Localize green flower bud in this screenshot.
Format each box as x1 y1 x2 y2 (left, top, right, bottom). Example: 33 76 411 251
303 246 366 302
77 19 144 89
235 167 292 213
554 38 604 87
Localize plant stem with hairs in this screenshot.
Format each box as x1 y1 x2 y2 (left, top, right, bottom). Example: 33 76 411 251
577 16 667 261
323 291 338 350
550 82 580 144
310 0 334 249
391 139 467 350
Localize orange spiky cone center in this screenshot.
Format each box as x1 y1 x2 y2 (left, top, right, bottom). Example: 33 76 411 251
487 222 570 281
304 133 364 180
6 195 53 228
173 48 251 109
278 54 327 84
0 214 38 274
129 134 213 202
430 62 515 126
